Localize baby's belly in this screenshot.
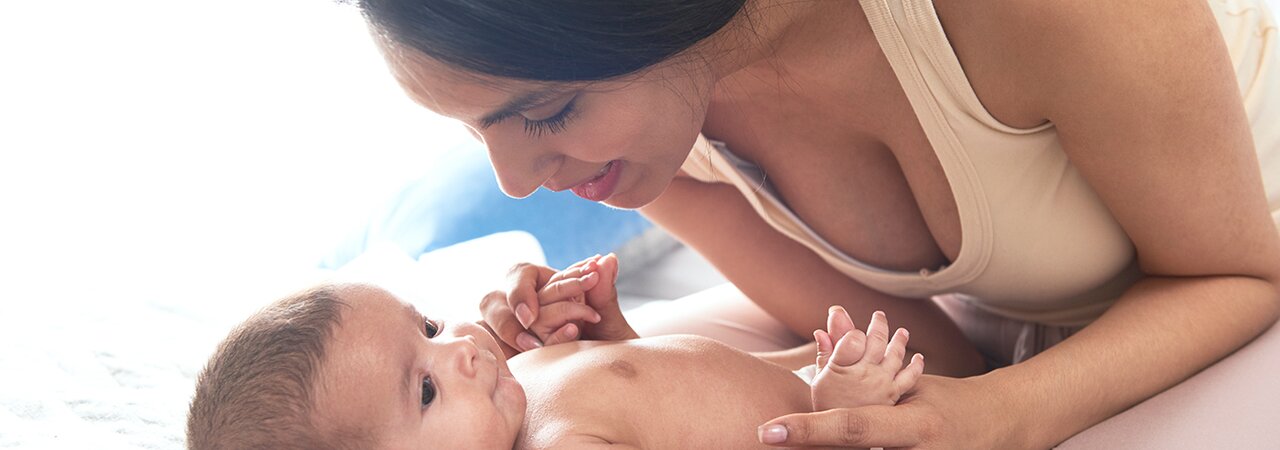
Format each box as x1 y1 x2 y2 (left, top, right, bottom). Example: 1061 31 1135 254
512 335 812 449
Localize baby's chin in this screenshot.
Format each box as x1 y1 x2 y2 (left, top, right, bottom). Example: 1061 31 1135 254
496 373 528 439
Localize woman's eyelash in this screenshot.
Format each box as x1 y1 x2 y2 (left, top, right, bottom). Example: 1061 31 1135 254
522 98 578 138
422 376 436 407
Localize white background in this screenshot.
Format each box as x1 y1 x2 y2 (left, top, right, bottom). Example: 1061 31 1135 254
0 0 470 312
0 1 470 447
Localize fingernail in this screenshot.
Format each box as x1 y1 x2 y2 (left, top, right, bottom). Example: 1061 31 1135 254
564 324 578 339
516 332 542 350
515 303 533 326
758 424 787 444
590 311 602 323
582 272 599 285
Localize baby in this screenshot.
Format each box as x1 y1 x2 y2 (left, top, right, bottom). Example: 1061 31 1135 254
187 255 924 449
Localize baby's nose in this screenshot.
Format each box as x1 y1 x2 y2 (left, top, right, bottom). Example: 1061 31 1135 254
447 335 480 378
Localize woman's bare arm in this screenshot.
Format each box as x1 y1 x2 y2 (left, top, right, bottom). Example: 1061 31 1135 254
990 0 1280 445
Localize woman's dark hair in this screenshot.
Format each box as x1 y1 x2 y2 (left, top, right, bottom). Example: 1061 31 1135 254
357 0 748 81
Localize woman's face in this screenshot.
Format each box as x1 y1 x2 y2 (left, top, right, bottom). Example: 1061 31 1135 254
376 40 715 209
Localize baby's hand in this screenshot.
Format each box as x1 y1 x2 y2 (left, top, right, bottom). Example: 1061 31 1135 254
527 253 638 346
810 307 924 411
525 255 607 346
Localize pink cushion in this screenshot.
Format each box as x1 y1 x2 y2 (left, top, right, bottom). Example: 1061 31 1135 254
1060 321 1280 448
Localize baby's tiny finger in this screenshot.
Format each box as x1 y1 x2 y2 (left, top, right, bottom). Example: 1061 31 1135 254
862 311 890 365
826 305 856 341
893 353 925 395
538 301 603 327
882 328 909 373
829 328 866 367
814 329 834 369
547 257 599 284
539 275 595 304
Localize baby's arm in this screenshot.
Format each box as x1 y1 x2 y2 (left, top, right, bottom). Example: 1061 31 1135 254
809 307 925 410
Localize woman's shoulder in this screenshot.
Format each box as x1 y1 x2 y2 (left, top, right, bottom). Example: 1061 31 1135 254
930 0 1225 128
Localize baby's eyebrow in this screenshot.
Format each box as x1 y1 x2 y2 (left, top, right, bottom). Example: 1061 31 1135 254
402 304 424 413
405 304 428 325
401 363 414 412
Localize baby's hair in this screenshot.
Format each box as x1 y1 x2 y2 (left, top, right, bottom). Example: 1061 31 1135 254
186 284 365 449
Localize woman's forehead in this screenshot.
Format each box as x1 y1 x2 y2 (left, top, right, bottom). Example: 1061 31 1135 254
378 43 539 112
373 38 612 123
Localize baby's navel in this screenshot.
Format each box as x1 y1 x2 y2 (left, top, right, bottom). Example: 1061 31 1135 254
608 360 638 379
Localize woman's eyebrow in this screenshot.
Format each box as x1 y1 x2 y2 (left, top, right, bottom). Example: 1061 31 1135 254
479 89 564 129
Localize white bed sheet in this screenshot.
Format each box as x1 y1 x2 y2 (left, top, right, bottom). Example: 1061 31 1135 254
0 233 556 448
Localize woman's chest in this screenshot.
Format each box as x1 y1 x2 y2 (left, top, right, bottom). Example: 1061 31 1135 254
703 68 962 271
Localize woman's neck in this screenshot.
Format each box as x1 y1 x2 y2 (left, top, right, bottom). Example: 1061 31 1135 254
703 0 874 81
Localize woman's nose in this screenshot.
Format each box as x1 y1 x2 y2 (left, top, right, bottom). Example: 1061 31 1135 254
482 137 560 199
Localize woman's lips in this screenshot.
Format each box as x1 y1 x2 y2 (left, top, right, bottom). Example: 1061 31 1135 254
570 161 621 202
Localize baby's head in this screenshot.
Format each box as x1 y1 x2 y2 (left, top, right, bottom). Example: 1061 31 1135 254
187 283 527 449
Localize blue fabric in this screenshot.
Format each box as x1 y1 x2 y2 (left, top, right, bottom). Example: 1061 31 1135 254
322 142 653 269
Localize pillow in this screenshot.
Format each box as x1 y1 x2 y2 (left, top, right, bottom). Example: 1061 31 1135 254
322 141 655 270
333 232 546 322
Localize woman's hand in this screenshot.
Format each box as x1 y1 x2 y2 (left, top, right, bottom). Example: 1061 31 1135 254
759 374 1021 449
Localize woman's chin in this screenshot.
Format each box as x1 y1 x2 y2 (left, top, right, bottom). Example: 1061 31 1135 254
602 176 670 210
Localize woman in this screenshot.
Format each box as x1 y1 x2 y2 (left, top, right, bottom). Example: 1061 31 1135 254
352 0 1280 447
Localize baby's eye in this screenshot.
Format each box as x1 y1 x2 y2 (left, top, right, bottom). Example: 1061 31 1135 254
421 376 436 407
424 318 440 338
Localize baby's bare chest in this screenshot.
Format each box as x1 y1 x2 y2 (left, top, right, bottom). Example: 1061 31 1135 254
512 336 811 449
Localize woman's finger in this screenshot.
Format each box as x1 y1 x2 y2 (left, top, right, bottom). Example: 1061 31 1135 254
479 290 542 351
757 406 924 448
583 253 619 313
540 323 581 346
862 311 890 365
506 262 557 327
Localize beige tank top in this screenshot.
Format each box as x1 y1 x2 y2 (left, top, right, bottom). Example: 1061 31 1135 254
679 0 1280 327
